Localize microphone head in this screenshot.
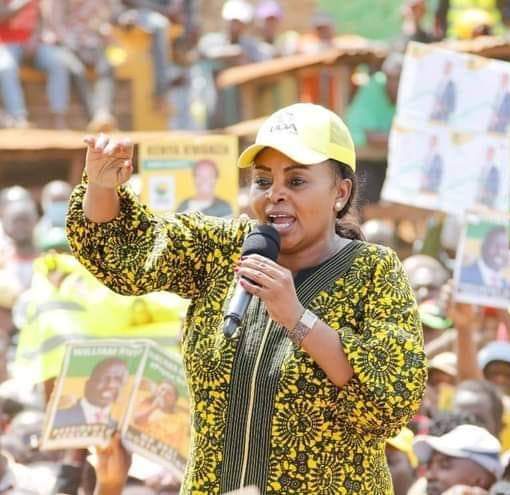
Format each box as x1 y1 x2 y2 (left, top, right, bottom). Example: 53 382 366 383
242 224 281 261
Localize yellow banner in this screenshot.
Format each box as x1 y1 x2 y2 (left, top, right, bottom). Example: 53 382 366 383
138 134 239 216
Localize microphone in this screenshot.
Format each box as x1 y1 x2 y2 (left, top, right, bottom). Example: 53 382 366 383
223 224 280 338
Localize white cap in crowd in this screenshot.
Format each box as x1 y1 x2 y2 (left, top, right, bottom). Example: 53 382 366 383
429 351 457 378
413 425 503 478
222 0 254 23
478 341 510 371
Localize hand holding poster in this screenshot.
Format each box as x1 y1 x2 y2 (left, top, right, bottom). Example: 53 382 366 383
454 213 510 309
42 340 189 478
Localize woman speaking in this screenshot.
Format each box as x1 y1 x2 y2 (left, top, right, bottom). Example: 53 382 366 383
66 103 426 494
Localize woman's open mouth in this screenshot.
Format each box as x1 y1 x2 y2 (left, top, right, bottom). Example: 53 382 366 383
267 214 296 234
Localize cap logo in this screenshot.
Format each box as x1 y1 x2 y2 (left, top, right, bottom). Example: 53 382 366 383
268 110 298 135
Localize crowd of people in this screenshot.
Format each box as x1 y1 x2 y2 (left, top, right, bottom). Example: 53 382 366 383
1 0 509 131
2 0 510 494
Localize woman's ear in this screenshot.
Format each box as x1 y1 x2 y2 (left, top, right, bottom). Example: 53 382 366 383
335 178 352 211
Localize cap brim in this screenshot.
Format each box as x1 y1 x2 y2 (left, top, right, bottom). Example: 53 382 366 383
419 306 453 330
237 140 329 168
413 436 466 464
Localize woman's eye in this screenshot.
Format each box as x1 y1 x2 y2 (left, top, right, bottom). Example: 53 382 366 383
254 177 271 187
290 177 305 186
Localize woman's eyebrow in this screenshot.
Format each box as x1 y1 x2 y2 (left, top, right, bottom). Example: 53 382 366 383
253 164 308 172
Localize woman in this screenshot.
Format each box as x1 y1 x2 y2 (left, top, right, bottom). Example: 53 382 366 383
67 103 426 494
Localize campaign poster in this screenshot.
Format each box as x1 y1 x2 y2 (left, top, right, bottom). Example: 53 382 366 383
42 341 146 450
454 213 510 309
139 135 238 217
123 345 190 477
398 42 510 134
382 119 510 214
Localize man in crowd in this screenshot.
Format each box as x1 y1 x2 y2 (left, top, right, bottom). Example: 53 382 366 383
54 358 128 427
414 424 503 494
0 197 39 290
33 180 71 251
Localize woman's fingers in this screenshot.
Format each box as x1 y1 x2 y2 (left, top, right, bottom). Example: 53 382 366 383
94 133 109 151
237 266 273 288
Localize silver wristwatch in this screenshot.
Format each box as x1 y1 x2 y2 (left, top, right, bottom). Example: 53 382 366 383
287 309 318 346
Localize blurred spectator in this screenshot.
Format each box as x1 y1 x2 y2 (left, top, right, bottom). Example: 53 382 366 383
421 352 457 419
198 0 266 127
429 352 457 388
0 0 71 129
479 342 510 397
119 0 183 109
297 12 340 108
453 380 504 439
402 254 450 304
427 410 483 437
345 52 403 204
298 11 336 55
397 0 435 50
33 179 71 251
199 0 265 64
0 185 32 259
414 425 503 494
360 219 397 249
0 451 49 494
435 0 503 39
254 0 298 58
0 272 21 382
0 198 39 290
44 0 121 132
386 427 418 495
419 299 453 345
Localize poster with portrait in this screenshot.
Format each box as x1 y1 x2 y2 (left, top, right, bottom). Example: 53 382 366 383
454 213 510 309
41 340 190 475
382 119 510 214
123 345 189 477
397 42 510 134
139 135 238 217
42 340 145 449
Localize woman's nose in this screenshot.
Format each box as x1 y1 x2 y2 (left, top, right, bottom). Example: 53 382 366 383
265 184 286 202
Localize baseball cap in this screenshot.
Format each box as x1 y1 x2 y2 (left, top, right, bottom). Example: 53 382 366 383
237 103 356 170
222 0 254 23
429 352 457 377
478 341 510 370
419 299 453 330
255 0 283 20
413 425 503 478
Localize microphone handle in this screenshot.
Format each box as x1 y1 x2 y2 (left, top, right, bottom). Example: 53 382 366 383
223 283 252 338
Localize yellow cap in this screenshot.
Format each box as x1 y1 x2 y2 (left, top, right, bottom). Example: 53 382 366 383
237 103 356 171
387 427 419 468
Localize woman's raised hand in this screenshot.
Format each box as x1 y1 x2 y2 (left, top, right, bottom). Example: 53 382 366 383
84 134 134 189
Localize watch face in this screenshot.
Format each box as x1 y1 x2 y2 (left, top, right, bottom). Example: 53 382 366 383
301 310 318 328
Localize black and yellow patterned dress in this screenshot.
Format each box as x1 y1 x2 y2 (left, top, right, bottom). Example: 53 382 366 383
66 183 427 495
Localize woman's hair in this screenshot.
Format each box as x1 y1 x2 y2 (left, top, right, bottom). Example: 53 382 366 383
329 159 365 241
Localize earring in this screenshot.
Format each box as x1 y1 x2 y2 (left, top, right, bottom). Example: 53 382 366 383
335 202 342 211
